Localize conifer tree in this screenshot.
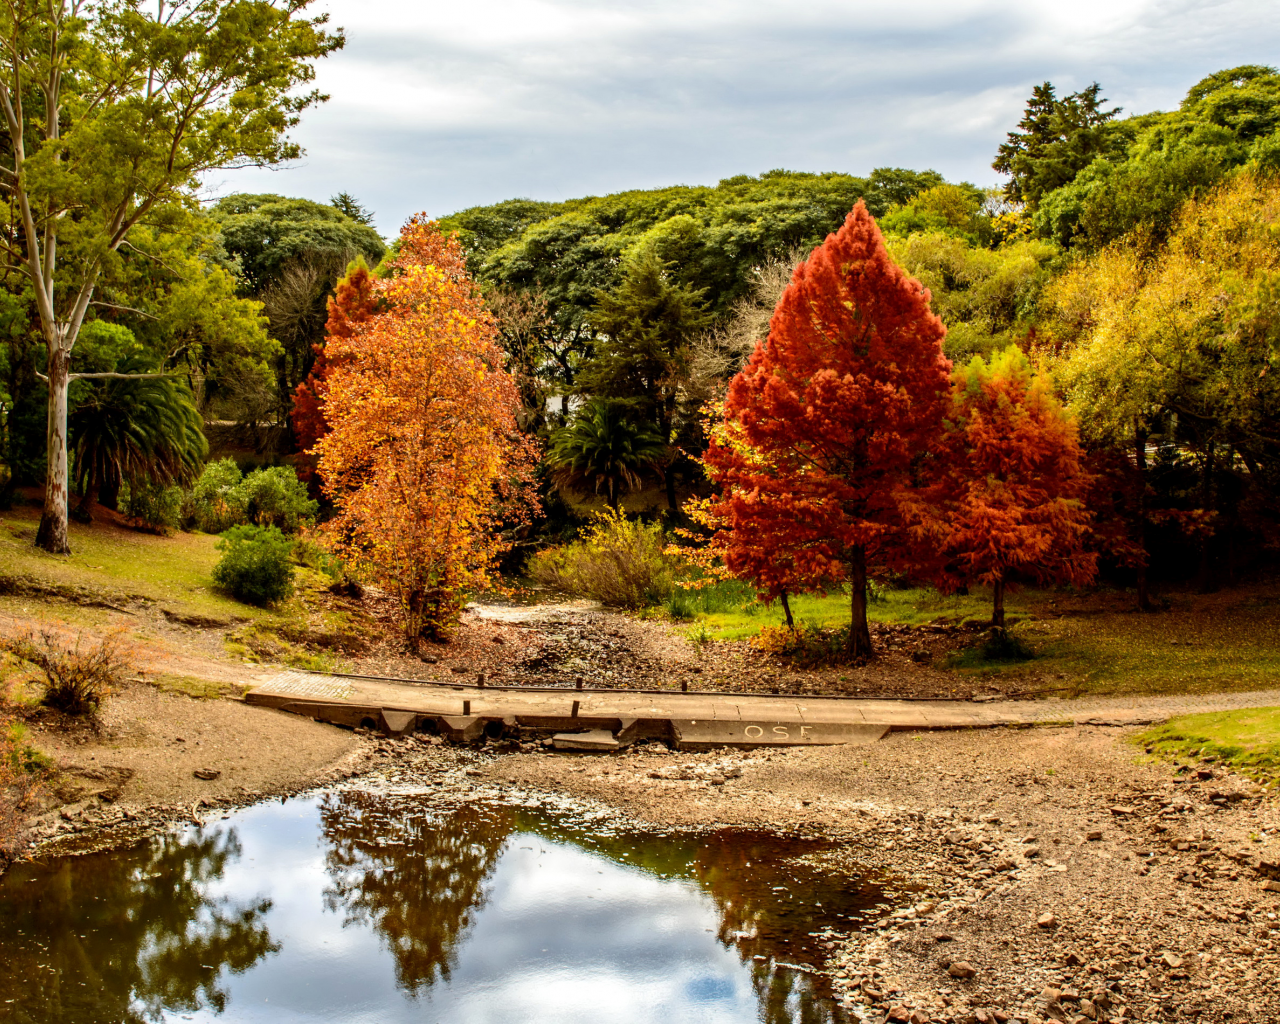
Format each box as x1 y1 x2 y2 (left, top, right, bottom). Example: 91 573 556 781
705 202 952 661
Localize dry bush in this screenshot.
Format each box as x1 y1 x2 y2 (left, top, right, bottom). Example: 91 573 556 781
0 628 128 717
526 510 678 609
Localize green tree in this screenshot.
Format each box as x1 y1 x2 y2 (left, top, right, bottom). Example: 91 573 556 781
0 0 342 554
993 82 1123 207
69 357 207 520
576 249 713 511
545 399 668 509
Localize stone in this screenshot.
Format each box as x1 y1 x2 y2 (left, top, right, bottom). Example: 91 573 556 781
1262 880 1280 893
1024 847 1042 859
1037 912 1057 929
193 768 221 781
1085 830 1103 841
1109 805 1136 816
948 961 978 979
886 1007 911 1022
1064 951 1084 966
1160 952 1184 970
934 933 956 942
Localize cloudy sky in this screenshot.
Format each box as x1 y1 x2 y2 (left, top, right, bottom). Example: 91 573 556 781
217 0 1280 235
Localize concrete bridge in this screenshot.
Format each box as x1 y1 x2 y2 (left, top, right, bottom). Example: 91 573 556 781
244 670 1276 751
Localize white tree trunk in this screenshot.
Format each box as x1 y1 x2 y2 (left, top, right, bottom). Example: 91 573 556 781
36 339 72 554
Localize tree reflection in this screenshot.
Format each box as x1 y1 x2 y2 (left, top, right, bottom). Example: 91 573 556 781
0 828 277 1023
318 792 514 995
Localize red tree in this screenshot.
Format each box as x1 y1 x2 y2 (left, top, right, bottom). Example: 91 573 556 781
704 201 952 661
911 346 1096 627
291 260 380 475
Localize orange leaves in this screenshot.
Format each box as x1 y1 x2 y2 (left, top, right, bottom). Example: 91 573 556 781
704 202 952 598
921 346 1097 609
314 218 534 640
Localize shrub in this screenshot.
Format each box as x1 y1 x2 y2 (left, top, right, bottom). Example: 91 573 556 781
190 458 247 533
213 525 296 606
120 480 184 533
526 510 677 609
749 621 860 668
237 466 317 533
0 629 126 716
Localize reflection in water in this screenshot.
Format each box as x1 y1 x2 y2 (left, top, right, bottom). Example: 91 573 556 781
0 829 277 1023
319 792 513 991
0 791 901 1023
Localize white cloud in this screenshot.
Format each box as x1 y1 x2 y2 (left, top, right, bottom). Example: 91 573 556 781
213 0 1280 233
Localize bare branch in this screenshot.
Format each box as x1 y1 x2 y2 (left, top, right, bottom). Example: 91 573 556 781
89 300 158 320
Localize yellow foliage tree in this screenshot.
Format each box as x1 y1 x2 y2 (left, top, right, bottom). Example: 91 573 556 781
315 220 535 641
1048 172 1280 591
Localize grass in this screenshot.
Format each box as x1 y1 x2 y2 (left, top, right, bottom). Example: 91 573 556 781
686 584 1006 640
0 509 273 625
1133 708 1280 784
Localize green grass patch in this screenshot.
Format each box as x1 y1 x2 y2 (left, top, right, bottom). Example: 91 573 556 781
0 511 274 624
1133 708 1280 784
692 585 1005 641
1007 599 1280 696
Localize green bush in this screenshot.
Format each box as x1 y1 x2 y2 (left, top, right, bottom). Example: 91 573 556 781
237 466 317 533
212 525 296 606
120 481 183 533
188 461 316 535
190 458 247 533
526 510 676 609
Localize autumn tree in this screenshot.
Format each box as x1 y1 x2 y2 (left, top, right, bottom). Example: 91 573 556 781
0 0 341 553
314 219 534 641
704 202 952 661
290 259 379 471
910 347 1096 628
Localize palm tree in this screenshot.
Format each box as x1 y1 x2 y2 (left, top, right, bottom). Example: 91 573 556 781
69 359 208 521
545 400 667 509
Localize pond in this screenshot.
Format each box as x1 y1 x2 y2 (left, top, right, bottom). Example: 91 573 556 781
0 790 905 1024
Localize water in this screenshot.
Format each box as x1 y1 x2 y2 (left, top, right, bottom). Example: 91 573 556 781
0 790 905 1024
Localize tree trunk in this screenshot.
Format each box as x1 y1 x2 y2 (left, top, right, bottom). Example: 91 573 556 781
1134 425 1153 611
36 344 71 554
992 574 1006 629
846 545 874 663
780 590 794 630
1197 442 1216 593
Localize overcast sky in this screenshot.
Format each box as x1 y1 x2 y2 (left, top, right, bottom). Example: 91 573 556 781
213 0 1280 235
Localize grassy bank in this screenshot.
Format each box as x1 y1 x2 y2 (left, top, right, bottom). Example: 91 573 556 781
1134 708 1280 784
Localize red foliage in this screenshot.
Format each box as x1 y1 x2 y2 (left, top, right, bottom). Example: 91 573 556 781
290 262 380 475
704 201 952 660
909 347 1097 625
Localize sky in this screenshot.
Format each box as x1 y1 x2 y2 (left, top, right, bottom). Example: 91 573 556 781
214 0 1280 236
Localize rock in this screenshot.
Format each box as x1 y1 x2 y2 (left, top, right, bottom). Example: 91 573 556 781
1024 846 1042 858
948 961 978 979
934 932 955 942
1109 805 1136 816
1041 986 1062 1002
1037 912 1058 928
193 768 221 781
1262 880 1280 893
1078 999 1099 1021
886 1007 911 1022
1064 951 1084 966
1085 830 1103 841
1160 952 1184 970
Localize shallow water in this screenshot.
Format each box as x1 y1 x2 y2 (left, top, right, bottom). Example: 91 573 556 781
0 791 904 1023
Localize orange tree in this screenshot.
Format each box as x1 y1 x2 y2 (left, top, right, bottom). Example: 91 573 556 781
314 219 535 641
704 201 952 661
909 346 1096 627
